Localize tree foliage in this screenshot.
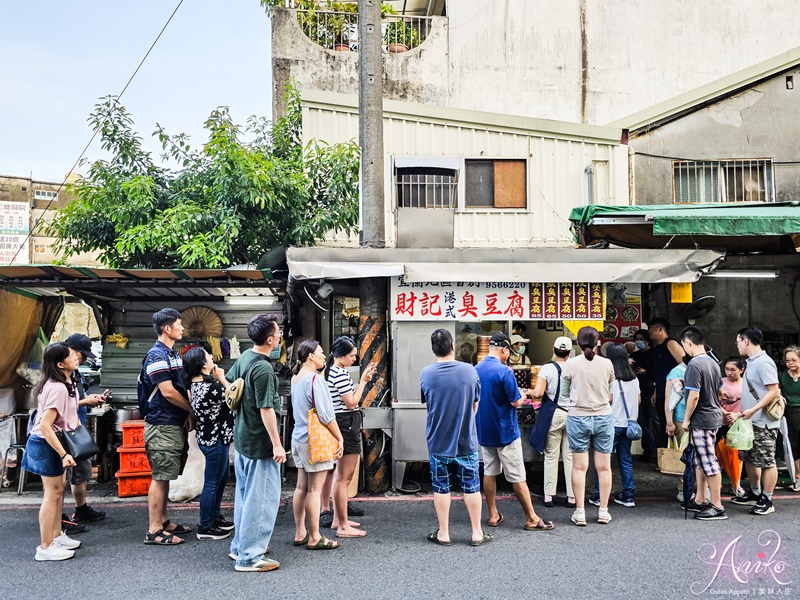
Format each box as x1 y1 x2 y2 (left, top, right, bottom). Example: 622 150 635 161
49 84 360 268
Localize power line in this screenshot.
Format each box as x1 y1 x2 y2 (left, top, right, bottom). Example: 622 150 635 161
9 0 185 265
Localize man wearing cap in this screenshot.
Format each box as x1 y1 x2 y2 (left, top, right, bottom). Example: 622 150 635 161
508 334 531 367
63 334 109 529
475 333 554 531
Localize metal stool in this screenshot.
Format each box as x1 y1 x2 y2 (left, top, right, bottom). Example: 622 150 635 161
1 443 27 494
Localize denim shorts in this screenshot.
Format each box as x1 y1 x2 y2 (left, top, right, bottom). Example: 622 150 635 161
566 414 614 454
429 453 481 494
21 435 65 478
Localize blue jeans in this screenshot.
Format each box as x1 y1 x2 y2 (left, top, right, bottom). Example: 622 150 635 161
198 440 230 529
230 452 281 566
593 427 635 500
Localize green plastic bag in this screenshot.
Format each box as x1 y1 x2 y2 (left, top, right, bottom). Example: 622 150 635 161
726 418 754 451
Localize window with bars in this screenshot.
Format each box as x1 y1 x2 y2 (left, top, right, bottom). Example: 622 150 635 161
395 167 458 208
465 159 527 208
673 159 775 203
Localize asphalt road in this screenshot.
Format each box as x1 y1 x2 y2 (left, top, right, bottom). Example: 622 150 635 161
1 490 798 600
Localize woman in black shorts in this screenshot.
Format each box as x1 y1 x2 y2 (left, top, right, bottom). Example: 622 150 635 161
325 337 376 538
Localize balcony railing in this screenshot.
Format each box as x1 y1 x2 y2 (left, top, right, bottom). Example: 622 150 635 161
289 8 433 53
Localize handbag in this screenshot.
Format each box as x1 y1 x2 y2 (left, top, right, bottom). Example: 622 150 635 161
307 374 339 464
658 433 689 475
57 424 100 462
745 374 786 421
225 353 268 411
618 380 643 441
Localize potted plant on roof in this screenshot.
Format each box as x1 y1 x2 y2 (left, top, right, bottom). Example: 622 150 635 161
384 18 420 53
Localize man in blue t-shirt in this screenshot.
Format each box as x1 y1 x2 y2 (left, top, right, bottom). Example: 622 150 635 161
142 308 194 545
475 333 552 531
420 328 491 547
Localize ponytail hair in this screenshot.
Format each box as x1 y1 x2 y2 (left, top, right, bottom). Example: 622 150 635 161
577 326 600 361
326 336 357 372
292 339 321 375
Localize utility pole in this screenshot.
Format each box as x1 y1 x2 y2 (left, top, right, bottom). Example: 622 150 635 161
358 0 389 492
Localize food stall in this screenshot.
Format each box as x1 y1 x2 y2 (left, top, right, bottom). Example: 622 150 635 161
286 246 725 489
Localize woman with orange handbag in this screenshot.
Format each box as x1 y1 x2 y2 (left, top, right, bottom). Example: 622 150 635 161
290 340 344 550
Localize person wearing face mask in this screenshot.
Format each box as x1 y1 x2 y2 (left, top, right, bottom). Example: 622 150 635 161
630 329 657 463
509 335 531 366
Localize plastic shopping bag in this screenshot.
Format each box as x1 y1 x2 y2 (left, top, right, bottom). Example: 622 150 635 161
726 418 754 451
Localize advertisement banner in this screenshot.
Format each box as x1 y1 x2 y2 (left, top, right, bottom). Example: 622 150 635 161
0 201 29 265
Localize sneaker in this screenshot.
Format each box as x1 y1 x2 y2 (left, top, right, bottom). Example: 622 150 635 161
234 555 280 572
730 489 760 506
61 514 86 535
597 509 612 524
54 531 81 550
786 480 800 493
587 495 601 507
72 504 106 523
731 487 748 499
214 515 235 531
613 494 635 508
228 552 237 561
197 525 231 540
35 543 75 561
571 509 587 526
347 502 364 517
683 501 709 513
750 494 775 516
694 505 728 520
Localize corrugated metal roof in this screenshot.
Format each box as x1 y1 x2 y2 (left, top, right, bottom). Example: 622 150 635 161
301 90 624 144
608 46 800 132
0 265 284 301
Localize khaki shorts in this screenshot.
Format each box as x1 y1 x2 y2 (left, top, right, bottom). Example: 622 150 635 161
480 437 526 483
144 424 188 481
291 440 334 473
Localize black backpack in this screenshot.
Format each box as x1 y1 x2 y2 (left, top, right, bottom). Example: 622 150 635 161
137 348 168 418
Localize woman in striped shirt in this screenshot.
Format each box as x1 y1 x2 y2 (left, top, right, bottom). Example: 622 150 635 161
325 337 376 538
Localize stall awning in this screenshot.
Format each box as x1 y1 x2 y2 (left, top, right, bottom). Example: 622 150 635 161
287 247 724 284
569 202 800 252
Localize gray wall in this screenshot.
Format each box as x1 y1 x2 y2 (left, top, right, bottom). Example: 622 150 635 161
631 66 800 205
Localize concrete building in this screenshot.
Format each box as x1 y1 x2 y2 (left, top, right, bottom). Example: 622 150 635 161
273 1 800 125
0 174 100 266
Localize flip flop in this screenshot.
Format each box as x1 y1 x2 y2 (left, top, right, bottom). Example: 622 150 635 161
487 513 505 527
162 520 191 535
426 530 451 546
144 529 185 545
336 529 367 538
470 531 493 547
307 536 340 550
293 532 310 546
524 518 555 531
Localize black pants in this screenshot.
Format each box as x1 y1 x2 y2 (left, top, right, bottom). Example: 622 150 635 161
652 397 668 450
638 397 657 459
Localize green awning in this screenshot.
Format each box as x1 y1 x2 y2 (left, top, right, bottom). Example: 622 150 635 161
569 202 800 252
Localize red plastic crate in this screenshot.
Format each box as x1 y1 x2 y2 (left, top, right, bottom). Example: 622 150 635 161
121 420 146 448
115 470 152 498
117 447 151 474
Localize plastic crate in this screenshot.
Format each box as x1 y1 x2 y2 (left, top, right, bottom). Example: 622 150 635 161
120 420 146 448
116 447 151 474
115 470 152 498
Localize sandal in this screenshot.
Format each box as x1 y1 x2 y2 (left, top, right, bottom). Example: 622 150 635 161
487 513 505 527
336 529 367 538
470 531 493 547
307 536 340 550
426 530 451 546
162 520 192 535
524 518 555 531
293 532 310 546
144 529 185 545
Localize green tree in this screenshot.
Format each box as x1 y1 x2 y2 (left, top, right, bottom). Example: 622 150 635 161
49 84 359 268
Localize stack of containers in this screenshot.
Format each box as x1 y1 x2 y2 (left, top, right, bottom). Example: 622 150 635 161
115 420 151 497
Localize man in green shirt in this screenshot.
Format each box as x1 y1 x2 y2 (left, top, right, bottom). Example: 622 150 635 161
228 314 286 572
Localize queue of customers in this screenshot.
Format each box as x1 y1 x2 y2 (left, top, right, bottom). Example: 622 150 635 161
21 309 800 561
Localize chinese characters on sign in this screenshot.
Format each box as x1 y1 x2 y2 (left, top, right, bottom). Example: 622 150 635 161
390 277 606 321
0 201 30 265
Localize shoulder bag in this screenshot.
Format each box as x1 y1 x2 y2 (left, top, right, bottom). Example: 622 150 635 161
528 362 562 453
57 424 100 462
224 353 268 411
618 380 643 441
745 374 785 421
307 374 339 464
